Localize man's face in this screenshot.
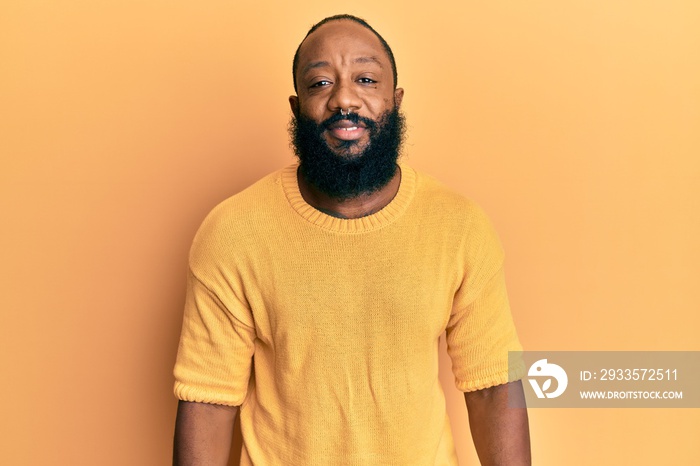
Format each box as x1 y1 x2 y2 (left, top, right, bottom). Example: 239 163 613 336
289 20 405 199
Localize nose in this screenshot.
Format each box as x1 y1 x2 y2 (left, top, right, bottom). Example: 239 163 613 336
327 78 362 114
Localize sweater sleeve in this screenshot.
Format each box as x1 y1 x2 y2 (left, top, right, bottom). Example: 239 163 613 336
445 208 525 392
173 268 256 406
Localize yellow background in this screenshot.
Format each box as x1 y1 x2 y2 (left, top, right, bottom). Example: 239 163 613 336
1 1 698 464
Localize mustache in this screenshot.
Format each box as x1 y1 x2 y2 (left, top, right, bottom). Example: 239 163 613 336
321 112 378 131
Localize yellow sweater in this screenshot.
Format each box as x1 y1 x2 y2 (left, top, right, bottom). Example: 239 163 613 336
174 162 524 465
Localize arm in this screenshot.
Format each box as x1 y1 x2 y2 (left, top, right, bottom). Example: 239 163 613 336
464 380 531 466
173 400 238 466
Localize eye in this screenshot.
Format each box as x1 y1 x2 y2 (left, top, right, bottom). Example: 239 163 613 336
310 80 332 88
358 77 377 84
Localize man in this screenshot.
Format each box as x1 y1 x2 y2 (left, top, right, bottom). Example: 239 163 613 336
173 14 530 465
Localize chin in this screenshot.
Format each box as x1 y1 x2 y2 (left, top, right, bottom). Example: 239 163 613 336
325 139 368 159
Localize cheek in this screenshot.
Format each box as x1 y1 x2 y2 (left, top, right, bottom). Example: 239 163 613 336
300 104 326 122
298 95 326 113
375 89 396 109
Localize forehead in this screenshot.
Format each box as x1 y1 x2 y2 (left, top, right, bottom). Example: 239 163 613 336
297 20 389 73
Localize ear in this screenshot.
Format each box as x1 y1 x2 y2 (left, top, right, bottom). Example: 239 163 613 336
394 88 404 108
289 95 300 117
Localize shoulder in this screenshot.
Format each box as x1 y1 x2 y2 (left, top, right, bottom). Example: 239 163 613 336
198 166 287 232
188 166 287 268
403 165 505 267
408 165 496 233
208 168 284 223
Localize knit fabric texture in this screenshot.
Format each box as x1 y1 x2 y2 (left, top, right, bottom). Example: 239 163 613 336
173 162 525 465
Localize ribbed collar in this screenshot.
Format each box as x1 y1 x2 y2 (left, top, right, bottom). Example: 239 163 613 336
280 162 416 233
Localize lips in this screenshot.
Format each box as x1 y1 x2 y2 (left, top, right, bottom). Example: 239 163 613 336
327 120 367 141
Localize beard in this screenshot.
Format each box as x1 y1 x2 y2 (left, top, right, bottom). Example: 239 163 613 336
289 106 406 201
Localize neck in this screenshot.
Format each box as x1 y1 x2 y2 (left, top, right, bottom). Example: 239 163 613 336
297 165 402 219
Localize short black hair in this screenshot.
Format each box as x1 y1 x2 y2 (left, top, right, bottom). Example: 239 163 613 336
292 14 398 92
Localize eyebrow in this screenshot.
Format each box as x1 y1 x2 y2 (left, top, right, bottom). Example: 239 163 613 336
302 56 384 75
354 56 383 67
